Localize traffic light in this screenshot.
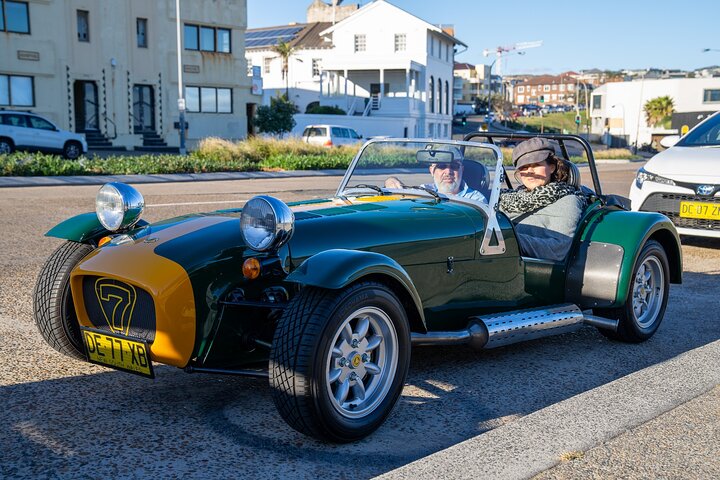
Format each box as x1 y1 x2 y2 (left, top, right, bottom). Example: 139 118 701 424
539 95 545 103
575 114 581 125
461 115 467 126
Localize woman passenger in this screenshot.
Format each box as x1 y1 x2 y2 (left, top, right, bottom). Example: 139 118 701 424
500 137 587 261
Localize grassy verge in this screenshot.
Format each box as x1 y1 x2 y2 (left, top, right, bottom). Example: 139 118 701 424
0 137 638 176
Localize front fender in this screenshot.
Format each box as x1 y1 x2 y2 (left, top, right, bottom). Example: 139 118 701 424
46 212 149 244
568 209 682 308
286 249 426 332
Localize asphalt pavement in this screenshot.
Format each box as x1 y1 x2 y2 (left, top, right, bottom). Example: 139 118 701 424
1 165 718 479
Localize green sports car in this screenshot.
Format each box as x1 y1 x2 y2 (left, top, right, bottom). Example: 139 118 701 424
33 134 682 443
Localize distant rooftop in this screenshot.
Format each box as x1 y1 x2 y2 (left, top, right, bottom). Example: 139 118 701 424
245 22 333 50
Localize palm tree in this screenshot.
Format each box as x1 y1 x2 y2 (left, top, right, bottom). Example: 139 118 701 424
272 41 295 99
644 96 675 127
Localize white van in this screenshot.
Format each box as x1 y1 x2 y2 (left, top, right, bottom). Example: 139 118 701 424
301 124 363 147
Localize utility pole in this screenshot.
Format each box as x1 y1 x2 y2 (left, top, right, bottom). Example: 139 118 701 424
175 0 187 155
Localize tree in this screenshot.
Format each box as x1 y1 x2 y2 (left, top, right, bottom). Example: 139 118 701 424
272 41 295 98
255 95 299 137
644 96 675 127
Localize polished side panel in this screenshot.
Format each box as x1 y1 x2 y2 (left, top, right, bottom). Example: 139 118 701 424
572 209 682 306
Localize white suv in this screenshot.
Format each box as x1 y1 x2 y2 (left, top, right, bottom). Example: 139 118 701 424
301 124 363 147
630 111 720 238
0 111 88 159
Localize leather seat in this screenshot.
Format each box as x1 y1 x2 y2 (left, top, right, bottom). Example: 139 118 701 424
462 160 490 199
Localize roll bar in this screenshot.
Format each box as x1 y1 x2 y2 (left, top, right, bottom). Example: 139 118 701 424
463 132 603 196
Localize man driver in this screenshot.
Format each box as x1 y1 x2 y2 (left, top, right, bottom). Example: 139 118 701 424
385 147 487 202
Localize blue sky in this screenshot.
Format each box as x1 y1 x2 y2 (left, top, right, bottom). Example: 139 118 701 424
247 0 719 74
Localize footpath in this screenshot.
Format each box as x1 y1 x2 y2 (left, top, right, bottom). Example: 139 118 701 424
377 339 720 479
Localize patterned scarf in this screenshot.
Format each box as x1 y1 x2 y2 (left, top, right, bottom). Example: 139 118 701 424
499 182 586 215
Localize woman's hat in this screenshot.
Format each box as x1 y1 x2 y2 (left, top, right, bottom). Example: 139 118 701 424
512 138 555 169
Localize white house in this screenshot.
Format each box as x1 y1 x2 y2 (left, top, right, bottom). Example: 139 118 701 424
590 77 720 148
245 0 465 139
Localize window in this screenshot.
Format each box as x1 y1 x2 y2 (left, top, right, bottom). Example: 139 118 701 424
184 24 198 50
136 18 147 48
429 76 434 113
394 33 406 52
1 1 29 33
0 74 34 106
312 58 320 77
568 84 574 91
349 129 361 139
217 28 230 53
592 94 602 110
543 85 550 92
200 26 214 51
184 23 231 53
0 113 27 126
703 89 720 103
263 57 271 74
438 79 443 114
445 80 450 114
430 37 434 56
552 84 557 91
559 84 565 91
354 34 366 52
77 10 89 42
518 86 525 93
247 58 253 76
185 86 232 113
27 116 54 130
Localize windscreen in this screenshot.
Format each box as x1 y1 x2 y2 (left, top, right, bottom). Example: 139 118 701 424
338 140 500 204
677 114 720 147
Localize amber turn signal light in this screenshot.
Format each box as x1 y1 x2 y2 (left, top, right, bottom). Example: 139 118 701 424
242 258 262 280
98 236 112 247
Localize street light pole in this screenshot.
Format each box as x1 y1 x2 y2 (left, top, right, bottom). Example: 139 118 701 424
175 0 187 155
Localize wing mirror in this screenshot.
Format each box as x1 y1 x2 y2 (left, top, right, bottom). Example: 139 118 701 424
660 135 679 148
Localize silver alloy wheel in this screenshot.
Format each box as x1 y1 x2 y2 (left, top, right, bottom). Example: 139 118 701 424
0 141 11 154
632 255 665 328
324 306 398 419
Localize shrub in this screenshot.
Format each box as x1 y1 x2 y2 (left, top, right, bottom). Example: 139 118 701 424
305 105 346 115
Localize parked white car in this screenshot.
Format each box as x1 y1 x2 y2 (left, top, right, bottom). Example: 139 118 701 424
629 111 720 238
0 110 88 159
301 124 363 147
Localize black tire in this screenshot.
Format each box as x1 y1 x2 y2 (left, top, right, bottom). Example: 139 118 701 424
595 240 670 343
269 281 411 442
0 138 14 155
33 241 95 359
63 141 82 160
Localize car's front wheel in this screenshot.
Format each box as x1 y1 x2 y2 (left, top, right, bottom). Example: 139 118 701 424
33 241 95 359
596 239 670 343
63 141 82 160
0 138 14 155
269 281 410 442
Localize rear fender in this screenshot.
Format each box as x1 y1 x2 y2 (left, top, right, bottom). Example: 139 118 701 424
286 249 427 333
567 209 682 308
46 212 149 244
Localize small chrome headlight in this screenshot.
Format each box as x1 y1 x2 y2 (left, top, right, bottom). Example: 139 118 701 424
95 182 145 231
241 195 294 251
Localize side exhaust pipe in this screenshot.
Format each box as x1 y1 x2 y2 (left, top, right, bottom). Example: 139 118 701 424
411 304 618 350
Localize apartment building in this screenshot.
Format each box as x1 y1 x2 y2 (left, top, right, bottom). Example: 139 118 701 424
513 73 578 106
0 0 252 150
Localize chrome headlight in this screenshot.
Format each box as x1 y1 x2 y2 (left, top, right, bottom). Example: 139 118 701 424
240 195 294 252
635 167 676 189
95 182 145 231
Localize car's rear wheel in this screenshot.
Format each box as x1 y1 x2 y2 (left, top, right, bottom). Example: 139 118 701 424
33 241 95 359
0 138 14 155
595 240 669 343
63 141 82 160
269 281 410 442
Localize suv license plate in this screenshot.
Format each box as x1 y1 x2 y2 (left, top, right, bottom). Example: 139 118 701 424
679 201 720 220
81 327 154 378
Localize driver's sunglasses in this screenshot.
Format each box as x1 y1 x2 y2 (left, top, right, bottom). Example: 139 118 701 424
435 162 461 171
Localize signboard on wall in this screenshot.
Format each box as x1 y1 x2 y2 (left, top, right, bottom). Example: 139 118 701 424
251 77 263 96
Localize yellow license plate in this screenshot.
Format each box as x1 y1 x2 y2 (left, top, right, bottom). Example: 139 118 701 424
679 201 720 220
81 328 154 378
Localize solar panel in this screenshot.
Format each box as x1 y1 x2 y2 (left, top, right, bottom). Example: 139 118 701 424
244 25 304 48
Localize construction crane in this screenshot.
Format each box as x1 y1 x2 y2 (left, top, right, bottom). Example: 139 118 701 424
482 40 542 76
